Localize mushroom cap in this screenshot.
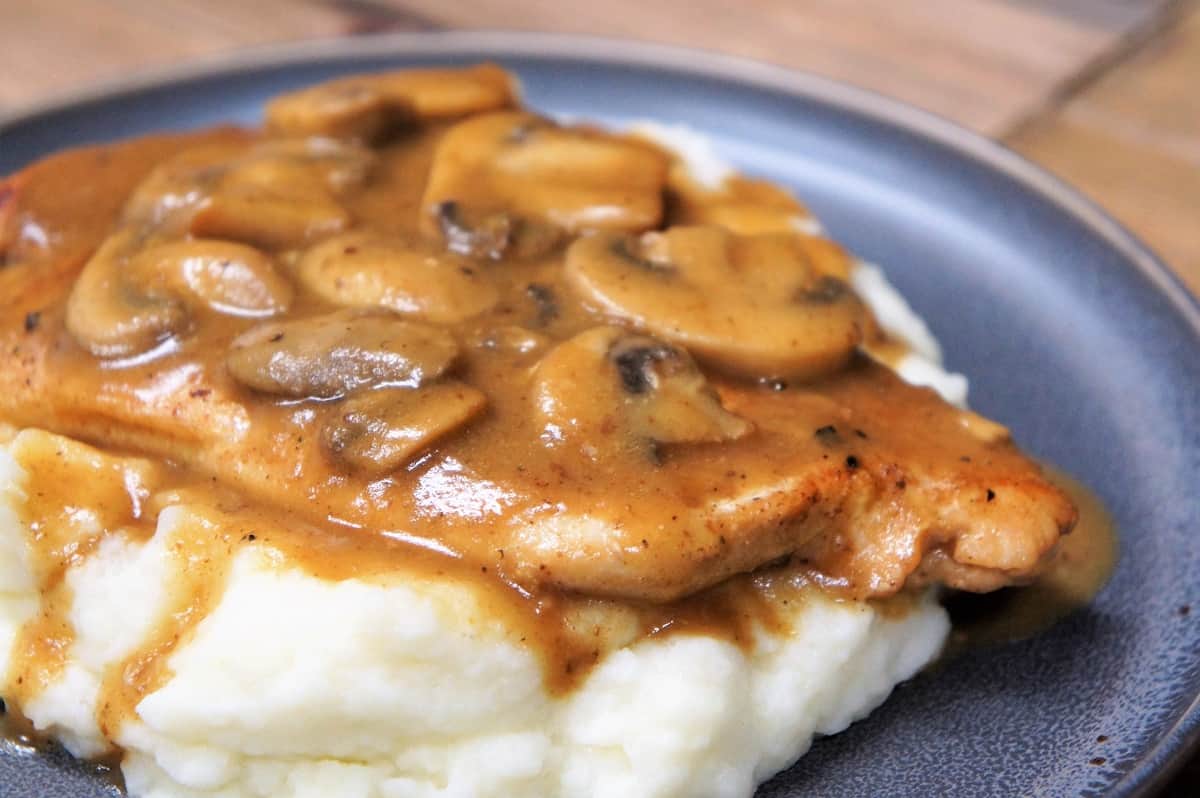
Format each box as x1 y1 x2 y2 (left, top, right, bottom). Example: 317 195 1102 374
226 309 460 399
322 382 488 476
420 111 669 242
295 231 500 324
565 225 868 381
264 63 517 142
65 233 293 359
65 231 188 359
127 239 293 319
532 326 751 459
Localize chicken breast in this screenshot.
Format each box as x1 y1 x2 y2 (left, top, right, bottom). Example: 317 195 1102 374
0 296 1073 603
0 86 1075 606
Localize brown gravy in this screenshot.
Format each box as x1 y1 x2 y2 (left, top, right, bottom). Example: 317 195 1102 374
0 66 1111 772
944 467 1118 655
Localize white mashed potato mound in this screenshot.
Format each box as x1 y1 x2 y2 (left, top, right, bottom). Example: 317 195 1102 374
0 439 948 798
850 261 969 407
0 125 964 798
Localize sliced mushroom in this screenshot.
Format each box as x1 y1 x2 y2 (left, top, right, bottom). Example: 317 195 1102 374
190 141 373 249
121 141 249 234
435 200 512 260
265 63 517 141
532 327 751 458
123 138 373 247
66 233 292 358
126 239 293 318
226 309 459 399
243 138 375 192
420 111 668 248
189 189 349 251
629 127 823 236
265 82 413 142
609 335 754 445
295 231 499 324
66 231 187 358
369 63 517 119
565 226 867 381
433 200 562 261
669 168 822 236
323 382 488 475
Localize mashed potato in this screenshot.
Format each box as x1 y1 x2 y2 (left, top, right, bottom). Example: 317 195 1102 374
0 431 948 798
0 127 962 798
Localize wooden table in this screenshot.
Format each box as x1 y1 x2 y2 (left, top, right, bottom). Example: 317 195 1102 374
2 0 1198 793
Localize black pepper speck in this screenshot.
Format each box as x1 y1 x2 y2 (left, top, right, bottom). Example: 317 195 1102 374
815 425 839 443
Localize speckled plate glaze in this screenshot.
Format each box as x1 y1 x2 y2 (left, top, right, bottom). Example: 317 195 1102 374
1 31 1199 798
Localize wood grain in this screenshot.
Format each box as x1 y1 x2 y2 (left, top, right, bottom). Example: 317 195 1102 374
1010 2 1200 292
0 0 389 108
0 0 1170 136
386 0 1123 133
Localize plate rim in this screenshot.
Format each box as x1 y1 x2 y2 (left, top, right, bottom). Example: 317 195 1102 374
1 29 1198 797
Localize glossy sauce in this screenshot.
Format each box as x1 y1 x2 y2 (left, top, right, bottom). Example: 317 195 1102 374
944 468 1118 654
0 68 1112 766
4 436 161 715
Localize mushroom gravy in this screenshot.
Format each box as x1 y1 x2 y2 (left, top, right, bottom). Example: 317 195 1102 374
944 467 1118 654
0 65 1111 724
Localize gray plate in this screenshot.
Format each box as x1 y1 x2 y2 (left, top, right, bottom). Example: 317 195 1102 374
1 31 1199 798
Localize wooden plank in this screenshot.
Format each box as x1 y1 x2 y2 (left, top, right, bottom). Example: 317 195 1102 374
1014 117 1200 291
0 0 421 109
323 0 442 34
389 0 1125 134
0 0 1168 136
1001 0 1170 32
1009 3 1200 294
1062 5 1200 160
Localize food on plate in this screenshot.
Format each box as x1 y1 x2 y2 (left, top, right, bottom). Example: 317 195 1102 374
0 64 1110 798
